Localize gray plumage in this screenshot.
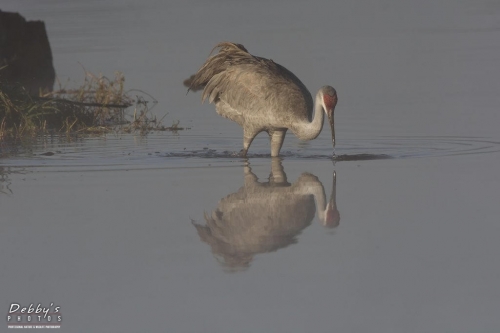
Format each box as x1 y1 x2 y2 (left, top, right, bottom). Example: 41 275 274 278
193 160 339 270
186 42 338 157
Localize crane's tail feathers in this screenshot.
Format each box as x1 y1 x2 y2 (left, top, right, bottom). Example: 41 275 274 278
184 42 253 102
183 74 204 92
212 42 248 54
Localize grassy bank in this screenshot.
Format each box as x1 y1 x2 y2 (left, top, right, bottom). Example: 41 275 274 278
0 70 182 139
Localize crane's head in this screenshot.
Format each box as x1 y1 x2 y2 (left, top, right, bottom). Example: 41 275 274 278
323 202 340 228
320 85 338 148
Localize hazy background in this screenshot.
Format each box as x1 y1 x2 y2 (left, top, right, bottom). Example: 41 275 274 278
2 0 500 143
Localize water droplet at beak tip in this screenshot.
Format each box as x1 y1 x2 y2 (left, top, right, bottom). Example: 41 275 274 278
332 149 337 163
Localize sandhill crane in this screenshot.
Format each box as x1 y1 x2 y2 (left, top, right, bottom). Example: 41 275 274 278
193 159 339 270
185 42 338 157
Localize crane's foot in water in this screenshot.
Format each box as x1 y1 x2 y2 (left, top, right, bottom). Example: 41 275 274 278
238 149 248 158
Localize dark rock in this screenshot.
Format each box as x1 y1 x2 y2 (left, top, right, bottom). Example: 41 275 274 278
0 10 56 95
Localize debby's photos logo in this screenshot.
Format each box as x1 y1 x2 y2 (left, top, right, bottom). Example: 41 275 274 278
6 303 62 329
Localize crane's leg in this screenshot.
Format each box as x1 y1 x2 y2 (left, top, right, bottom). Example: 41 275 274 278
243 164 258 187
269 129 287 157
240 128 259 157
269 157 288 185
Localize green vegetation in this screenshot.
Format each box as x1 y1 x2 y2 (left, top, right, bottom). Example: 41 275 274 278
0 70 183 139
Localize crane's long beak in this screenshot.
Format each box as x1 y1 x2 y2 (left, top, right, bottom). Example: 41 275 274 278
323 170 340 228
328 110 335 148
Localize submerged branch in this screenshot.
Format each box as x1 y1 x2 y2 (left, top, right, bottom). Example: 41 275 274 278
35 97 132 109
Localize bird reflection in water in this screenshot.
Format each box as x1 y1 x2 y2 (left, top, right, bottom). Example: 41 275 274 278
193 159 339 271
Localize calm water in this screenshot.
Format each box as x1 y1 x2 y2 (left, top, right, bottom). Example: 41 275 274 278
1 0 500 332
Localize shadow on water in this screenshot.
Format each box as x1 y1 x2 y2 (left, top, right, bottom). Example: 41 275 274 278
337 153 391 161
163 149 390 161
192 158 339 272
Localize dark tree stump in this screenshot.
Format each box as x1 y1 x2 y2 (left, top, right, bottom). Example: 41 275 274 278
0 10 56 95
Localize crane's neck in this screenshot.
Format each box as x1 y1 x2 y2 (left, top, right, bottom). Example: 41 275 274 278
292 94 324 141
292 173 335 226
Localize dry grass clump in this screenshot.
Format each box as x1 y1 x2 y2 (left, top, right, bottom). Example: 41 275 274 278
0 69 182 139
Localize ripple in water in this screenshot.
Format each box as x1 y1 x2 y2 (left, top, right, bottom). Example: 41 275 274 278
2 135 499 166
161 136 500 161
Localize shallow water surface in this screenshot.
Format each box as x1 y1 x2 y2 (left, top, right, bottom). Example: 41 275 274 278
1 134 500 332
1 0 500 332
